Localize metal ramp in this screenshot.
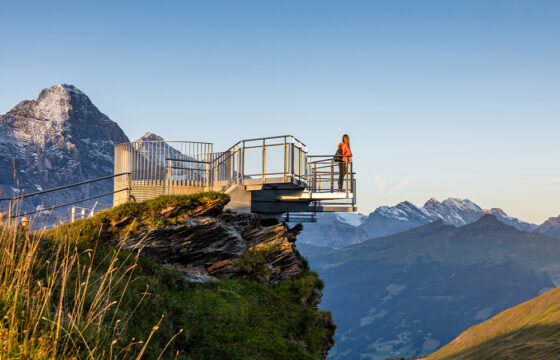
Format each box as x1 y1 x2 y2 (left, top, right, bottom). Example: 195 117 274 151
113 135 356 218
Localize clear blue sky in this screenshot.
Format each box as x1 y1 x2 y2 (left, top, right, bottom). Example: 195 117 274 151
1 1 559 223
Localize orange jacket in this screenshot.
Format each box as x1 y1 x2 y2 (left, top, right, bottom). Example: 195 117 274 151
338 142 352 162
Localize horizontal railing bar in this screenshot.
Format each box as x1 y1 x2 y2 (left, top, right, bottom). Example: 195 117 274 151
169 167 210 171
240 135 291 143
239 135 307 147
243 172 286 177
0 173 131 201
165 158 211 164
241 143 286 150
10 188 129 218
308 156 353 159
115 140 213 146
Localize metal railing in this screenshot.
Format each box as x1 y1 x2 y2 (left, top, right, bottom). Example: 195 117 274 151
0 172 130 225
308 155 356 206
114 140 214 204
113 135 353 207
210 135 308 189
114 135 309 197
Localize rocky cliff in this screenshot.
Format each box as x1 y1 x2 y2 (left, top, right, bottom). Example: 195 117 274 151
49 192 335 359
0 84 129 215
116 197 306 284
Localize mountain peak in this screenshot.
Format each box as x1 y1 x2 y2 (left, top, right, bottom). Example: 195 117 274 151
60 84 86 96
137 132 164 142
441 197 482 211
463 214 519 233
424 197 439 206
0 84 129 210
533 215 560 238
37 84 87 101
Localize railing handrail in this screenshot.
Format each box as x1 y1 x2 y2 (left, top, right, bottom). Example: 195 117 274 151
238 134 307 147
308 154 352 158
165 158 212 165
8 188 128 218
115 140 213 146
0 172 131 202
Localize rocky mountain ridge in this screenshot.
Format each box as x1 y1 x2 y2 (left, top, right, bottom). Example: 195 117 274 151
300 197 543 249
0 84 129 217
359 197 536 239
533 215 560 238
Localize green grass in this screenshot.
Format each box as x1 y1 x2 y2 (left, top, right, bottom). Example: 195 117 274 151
46 191 229 244
109 259 334 359
2 192 334 359
426 286 560 360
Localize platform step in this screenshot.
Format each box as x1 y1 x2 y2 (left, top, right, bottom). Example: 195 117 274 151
279 192 354 200
311 205 357 213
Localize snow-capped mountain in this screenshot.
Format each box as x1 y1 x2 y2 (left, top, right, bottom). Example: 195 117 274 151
533 215 560 238
359 201 436 238
295 213 368 248
0 84 129 218
359 197 536 238
334 212 366 226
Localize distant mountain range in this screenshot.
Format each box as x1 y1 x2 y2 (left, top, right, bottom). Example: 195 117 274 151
296 213 368 248
359 197 536 238
0 85 129 218
299 215 560 359
299 197 558 248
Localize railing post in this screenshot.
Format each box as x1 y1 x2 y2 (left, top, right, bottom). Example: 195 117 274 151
262 139 266 183
346 161 351 194
236 145 241 184
7 199 12 228
127 172 132 201
312 163 317 192
298 146 302 182
290 141 295 181
166 159 171 195
330 162 334 192
214 156 218 190
241 141 245 184
283 137 287 182
206 160 210 190
304 147 308 185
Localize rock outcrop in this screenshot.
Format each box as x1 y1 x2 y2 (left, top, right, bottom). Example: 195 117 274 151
116 197 305 284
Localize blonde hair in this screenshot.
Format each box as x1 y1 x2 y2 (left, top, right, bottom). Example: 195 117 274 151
342 134 350 145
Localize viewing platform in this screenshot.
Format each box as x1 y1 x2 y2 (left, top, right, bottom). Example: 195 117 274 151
113 135 356 220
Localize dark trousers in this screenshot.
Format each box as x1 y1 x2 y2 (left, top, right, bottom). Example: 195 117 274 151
338 161 348 190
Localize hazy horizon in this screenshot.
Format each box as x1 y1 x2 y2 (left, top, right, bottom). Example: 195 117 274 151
1 1 558 223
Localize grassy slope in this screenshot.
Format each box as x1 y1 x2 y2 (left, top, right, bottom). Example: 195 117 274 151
426 286 560 360
31 192 334 359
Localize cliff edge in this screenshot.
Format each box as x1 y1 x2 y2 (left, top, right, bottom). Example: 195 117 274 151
41 192 335 359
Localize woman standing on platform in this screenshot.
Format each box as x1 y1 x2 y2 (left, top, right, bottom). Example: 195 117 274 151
337 134 352 191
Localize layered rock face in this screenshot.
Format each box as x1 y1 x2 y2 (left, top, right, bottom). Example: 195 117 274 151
0 84 129 215
117 198 304 284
